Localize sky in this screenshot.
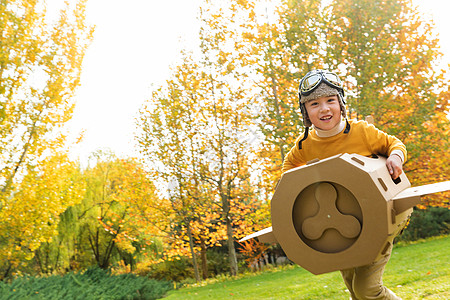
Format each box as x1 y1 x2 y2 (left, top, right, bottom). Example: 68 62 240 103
65 0 201 162
61 0 450 162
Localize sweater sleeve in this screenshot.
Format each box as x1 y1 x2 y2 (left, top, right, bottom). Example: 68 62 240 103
364 123 407 162
282 139 306 173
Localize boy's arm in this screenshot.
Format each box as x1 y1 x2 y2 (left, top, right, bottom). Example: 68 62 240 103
384 137 406 180
386 153 403 180
363 122 407 161
366 124 406 179
282 144 306 174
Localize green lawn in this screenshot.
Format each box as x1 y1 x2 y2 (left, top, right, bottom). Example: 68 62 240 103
165 235 450 299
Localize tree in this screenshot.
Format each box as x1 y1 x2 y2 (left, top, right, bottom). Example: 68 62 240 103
191 1 264 276
74 151 145 270
137 50 223 281
108 158 167 272
241 0 326 193
0 0 93 278
0 0 93 199
324 0 450 205
30 153 166 275
0 153 85 279
137 31 263 276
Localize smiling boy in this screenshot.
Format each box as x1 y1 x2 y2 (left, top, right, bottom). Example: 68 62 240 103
282 69 406 299
282 70 405 180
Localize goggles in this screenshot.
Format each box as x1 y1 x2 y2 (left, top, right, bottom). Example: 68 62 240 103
299 70 343 96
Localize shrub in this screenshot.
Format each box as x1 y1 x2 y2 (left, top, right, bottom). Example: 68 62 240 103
397 206 450 242
0 267 172 299
146 257 194 282
206 249 229 276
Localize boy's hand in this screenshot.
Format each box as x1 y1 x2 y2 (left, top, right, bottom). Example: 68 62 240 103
386 154 403 180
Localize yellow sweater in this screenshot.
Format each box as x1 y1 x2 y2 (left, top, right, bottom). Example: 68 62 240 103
282 119 407 173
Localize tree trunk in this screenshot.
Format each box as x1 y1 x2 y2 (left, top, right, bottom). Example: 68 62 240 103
34 250 44 274
187 221 201 282
226 217 238 276
1 124 36 195
1 262 12 281
270 73 285 162
200 237 208 279
222 194 238 276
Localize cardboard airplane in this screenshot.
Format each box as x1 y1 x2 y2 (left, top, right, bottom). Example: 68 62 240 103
240 153 450 275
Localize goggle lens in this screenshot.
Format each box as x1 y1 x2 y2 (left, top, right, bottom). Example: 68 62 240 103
300 71 342 95
323 72 341 86
301 74 321 92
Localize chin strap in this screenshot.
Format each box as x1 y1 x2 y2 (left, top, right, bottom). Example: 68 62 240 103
298 120 351 150
298 127 309 149
344 119 350 134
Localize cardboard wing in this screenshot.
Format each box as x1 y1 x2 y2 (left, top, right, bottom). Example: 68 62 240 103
239 226 276 243
392 181 450 213
240 153 450 275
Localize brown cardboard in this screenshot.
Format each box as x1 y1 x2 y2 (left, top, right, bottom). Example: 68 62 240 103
240 153 450 275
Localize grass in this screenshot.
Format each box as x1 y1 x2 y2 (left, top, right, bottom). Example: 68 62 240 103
165 235 450 299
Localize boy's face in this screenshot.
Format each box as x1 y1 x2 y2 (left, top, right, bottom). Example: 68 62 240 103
305 95 341 131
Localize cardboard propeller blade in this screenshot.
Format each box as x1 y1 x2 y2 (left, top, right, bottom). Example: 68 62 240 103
239 226 276 243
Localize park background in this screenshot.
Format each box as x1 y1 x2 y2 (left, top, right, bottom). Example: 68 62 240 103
70 0 450 162
0 0 449 298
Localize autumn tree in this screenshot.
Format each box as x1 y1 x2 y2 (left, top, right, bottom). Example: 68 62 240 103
324 0 450 205
69 151 154 270
137 51 214 281
109 157 167 272
232 0 450 206
29 153 166 275
242 0 449 207
239 0 327 194
137 26 265 277
136 50 260 280
0 0 93 279
0 0 93 197
30 156 86 275
192 1 268 276
0 153 85 278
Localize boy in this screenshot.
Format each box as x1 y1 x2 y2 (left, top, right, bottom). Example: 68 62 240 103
282 69 405 300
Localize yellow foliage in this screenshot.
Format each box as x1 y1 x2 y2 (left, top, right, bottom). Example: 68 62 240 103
0 153 85 274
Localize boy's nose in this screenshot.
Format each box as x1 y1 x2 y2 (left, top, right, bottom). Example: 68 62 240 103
319 104 330 111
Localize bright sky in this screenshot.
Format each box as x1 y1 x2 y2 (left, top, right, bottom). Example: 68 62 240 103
63 0 450 162
66 0 201 162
